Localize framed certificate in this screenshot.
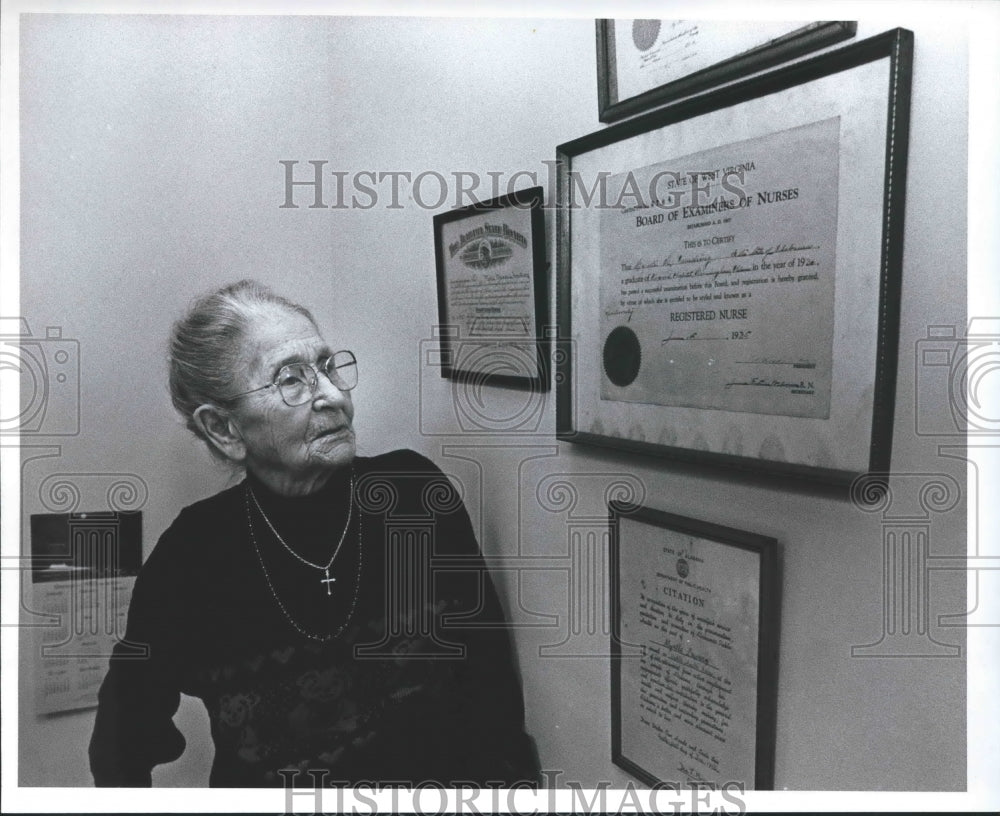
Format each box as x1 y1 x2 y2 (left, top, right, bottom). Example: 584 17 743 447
596 19 857 123
610 502 779 789
433 186 548 391
557 29 913 485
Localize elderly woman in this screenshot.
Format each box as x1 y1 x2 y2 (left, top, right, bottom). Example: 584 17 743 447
89 280 539 787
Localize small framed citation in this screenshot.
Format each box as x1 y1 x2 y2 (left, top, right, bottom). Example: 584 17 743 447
609 502 779 789
433 186 548 391
557 29 913 485
596 19 857 123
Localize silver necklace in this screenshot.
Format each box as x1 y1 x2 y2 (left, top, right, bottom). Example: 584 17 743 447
246 473 354 595
245 488 363 642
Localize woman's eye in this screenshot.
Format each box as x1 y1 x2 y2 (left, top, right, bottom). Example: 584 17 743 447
278 369 306 387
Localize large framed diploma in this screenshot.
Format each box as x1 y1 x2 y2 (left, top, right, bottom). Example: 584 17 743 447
433 186 548 391
596 19 857 123
609 502 779 789
557 29 913 485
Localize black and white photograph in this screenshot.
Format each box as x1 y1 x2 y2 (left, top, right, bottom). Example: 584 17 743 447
1 1 997 814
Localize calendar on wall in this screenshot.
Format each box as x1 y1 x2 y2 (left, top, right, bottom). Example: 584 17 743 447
29 511 142 715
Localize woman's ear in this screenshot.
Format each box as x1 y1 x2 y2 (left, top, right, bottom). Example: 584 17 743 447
193 404 246 463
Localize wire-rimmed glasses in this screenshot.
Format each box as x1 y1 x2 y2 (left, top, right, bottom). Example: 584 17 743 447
227 350 358 407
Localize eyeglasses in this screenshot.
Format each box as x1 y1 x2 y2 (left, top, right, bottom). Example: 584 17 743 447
227 350 358 407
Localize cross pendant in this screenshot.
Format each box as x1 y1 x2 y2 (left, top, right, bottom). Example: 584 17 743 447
320 568 336 596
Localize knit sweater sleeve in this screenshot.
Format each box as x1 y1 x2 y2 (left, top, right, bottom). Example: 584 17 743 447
88 513 189 786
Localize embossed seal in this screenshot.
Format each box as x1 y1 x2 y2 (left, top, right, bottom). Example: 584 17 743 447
603 325 642 387
632 19 661 52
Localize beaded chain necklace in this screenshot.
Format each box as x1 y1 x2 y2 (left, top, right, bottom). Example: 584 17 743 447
245 474 362 642
247 473 355 595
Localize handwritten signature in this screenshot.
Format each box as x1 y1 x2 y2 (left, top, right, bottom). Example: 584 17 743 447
734 358 817 368
725 377 815 391
620 241 820 283
660 638 716 669
677 762 708 781
662 331 698 344
621 242 819 271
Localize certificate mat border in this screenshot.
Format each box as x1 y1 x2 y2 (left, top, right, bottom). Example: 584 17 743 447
433 185 549 392
557 28 913 486
608 501 780 790
596 20 858 123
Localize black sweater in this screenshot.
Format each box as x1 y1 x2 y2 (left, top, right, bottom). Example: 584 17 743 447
89 449 538 787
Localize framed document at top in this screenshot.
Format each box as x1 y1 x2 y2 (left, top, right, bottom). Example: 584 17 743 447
557 29 913 485
433 186 548 391
609 502 779 789
597 19 856 123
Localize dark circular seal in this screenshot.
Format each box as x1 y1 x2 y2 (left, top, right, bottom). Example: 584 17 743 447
676 558 689 579
603 325 642 387
632 20 661 52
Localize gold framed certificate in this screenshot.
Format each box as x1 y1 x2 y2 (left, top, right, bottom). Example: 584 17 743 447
558 29 913 485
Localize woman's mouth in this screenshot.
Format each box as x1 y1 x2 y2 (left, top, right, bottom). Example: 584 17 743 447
314 425 351 441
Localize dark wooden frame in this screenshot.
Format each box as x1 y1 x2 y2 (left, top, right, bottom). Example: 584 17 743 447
609 501 780 789
433 186 548 391
597 19 857 123
557 29 914 486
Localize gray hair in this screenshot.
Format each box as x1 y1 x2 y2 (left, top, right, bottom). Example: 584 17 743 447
168 279 316 452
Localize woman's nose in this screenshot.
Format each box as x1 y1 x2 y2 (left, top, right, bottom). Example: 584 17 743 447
312 371 349 406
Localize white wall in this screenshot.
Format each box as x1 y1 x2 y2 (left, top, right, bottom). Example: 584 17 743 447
16 11 968 792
